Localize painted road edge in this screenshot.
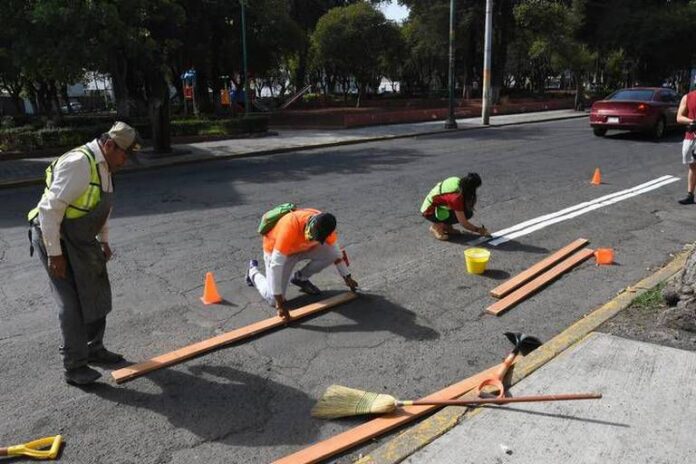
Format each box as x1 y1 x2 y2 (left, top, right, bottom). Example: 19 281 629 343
355 247 690 464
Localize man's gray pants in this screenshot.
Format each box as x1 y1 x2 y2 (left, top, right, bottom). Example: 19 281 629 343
31 225 105 370
251 244 340 305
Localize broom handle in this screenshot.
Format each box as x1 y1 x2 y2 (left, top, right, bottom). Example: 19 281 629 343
398 392 602 407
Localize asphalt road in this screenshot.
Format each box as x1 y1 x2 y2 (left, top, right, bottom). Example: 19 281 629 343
1 118 693 463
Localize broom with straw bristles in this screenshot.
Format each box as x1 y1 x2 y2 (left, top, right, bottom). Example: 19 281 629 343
311 384 602 419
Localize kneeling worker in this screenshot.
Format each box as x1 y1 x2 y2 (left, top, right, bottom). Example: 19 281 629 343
420 173 490 241
246 207 358 319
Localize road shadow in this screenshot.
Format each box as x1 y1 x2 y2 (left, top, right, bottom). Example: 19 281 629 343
0 145 424 228
603 129 683 144
484 240 549 254
447 234 549 255
91 365 321 446
294 291 439 341
480 269 511 280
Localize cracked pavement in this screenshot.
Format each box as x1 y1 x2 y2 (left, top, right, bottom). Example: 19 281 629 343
1 118 694 463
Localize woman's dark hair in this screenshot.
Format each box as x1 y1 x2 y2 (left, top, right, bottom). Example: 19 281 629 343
460 172 481 211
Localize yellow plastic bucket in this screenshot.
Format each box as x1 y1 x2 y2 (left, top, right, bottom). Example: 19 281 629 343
464 248 490 274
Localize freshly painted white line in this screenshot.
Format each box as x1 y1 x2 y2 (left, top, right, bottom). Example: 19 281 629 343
490 177 679 245
488 175 675 240
475 176 679 247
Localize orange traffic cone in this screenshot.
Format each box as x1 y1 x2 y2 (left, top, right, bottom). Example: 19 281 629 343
200 272 223 305
591 168 602 185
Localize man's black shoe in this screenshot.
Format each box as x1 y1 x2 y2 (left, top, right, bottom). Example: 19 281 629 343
88 348 124 364
64 366 102 385
678 193 695 205
290 277 321 295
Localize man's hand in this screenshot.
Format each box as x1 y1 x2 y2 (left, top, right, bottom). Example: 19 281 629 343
343 274 359 292
48 255 67 279
101 242 113 261
274 295 290 320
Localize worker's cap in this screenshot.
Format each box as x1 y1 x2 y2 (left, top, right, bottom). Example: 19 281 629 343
309 213 336 244
108 121 142 156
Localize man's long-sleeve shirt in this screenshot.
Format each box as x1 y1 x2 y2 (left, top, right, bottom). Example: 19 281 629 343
37 139 113 256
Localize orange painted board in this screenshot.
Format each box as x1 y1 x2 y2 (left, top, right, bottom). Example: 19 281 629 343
271 362 507 464
490 238 589 298
112 292 358 384
486 248 594 316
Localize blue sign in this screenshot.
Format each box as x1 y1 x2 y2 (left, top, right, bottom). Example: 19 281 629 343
180 69 197 83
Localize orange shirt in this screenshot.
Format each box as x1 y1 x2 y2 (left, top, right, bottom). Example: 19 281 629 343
263 208 337 256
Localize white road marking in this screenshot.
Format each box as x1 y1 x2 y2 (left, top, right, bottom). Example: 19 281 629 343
475 175 679 247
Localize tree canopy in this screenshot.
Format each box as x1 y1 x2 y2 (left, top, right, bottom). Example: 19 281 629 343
2 0 695 132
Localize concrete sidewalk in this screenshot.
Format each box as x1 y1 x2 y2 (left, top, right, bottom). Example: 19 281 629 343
353 252 691 464
0 109 585 189
402 332 695 464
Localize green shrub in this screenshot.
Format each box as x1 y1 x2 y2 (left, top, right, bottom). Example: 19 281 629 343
0 126 37 151
0 115 268 151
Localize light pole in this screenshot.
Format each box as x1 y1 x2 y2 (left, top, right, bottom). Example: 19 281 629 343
444 0 457 129
240 0 251 116
481 0 493 125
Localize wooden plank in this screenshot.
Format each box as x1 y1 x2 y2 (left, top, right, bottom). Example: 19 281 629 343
486 248 594 316
271 362 508 464
490 238 589 298
111 292 358 384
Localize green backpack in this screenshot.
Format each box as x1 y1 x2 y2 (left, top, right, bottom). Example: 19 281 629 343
257 203 296 235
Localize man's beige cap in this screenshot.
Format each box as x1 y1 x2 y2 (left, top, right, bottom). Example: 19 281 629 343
108 121 142 153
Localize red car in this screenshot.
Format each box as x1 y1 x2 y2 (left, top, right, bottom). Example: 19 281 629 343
589 87 680 139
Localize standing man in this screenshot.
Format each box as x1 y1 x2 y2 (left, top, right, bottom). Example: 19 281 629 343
28 122 141 385
677 89 696 204
246 208 358 319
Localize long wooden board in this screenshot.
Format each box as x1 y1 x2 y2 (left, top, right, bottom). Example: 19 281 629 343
490 238 589 298
486 248 594 316
271 362 507 464
111 292 358 384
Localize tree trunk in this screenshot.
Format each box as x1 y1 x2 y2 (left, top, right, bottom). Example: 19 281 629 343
293 44 308 93
574 76 584 111
61 84 72 114
112 57 130 119
148 74 171 153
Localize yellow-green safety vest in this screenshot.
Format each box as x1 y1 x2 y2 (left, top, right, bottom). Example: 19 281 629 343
420 176 461 220
27 145 102 222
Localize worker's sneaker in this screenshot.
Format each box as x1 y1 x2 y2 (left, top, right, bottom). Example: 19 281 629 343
678 193 695 205
246 259 259 287
290 276 321 295
64 366 102 386
88 348 124 364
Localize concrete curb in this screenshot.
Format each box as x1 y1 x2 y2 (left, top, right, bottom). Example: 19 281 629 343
355 248 689 464
0 112 587 191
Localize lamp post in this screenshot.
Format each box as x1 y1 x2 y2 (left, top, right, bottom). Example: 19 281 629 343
240 0 251 116
444 0 457 129
481 0 493 125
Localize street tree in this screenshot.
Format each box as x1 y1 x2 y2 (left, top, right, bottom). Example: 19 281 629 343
310 2 401 106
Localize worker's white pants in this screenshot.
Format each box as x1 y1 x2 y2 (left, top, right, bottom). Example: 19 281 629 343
250 244 340 306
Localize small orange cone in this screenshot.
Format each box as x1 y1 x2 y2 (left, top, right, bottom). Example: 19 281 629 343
200 272 223 305
591 168 602 185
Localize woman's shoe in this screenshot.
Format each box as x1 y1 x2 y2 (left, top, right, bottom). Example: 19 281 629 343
429 225 449 241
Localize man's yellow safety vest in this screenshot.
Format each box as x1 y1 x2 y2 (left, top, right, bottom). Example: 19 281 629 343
27 145 102 222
